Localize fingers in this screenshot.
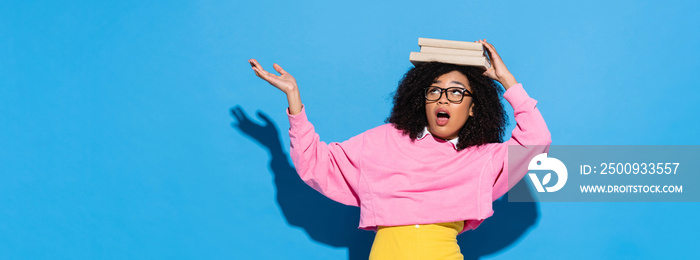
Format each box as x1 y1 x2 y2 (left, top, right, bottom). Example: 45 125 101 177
273 63 287 75
249 59 263 71
478 39 500 59
249 59 269 76
249 59 267 77
249 59 286 76
482 66 495 76
249 59 280 83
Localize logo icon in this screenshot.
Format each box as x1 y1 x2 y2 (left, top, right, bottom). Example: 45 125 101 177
527 153 568 192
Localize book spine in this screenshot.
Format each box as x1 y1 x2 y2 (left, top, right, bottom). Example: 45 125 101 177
420 46 484 57
418 38 483 51
409 52 489 68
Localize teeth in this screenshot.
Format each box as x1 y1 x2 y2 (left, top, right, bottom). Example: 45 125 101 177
437 112 449 118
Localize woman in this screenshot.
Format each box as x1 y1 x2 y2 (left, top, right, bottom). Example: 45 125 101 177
249 40 551 259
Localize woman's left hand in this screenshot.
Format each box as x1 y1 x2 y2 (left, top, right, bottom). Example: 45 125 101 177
478 39 518 90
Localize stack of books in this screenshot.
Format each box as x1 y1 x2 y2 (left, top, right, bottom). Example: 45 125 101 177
409 38 491 69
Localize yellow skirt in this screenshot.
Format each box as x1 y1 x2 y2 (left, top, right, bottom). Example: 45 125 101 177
369 221 464 260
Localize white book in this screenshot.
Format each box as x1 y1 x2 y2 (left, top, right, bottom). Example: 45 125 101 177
420 46 484 57
418 38 484 51
409 52 491 69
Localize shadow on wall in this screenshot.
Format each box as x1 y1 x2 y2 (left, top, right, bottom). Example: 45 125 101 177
459 184 540 259
231 106 540 260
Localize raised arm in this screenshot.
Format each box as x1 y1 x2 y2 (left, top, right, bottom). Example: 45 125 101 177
249 59 303 115
249 59 362 206
476 41 552 201
477 40 551 146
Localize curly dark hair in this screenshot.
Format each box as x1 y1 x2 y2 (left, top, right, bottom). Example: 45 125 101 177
387 62 507 150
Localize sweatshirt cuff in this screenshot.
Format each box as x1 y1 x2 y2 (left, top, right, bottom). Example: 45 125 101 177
502 83 531 108
287 105 309 131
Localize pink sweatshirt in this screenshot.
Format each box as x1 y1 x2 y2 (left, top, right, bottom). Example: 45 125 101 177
287 83 551 233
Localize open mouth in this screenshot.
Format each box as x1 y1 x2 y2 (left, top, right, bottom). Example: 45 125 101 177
436 109 450 126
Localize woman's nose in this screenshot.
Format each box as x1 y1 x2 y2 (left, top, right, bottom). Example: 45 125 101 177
438 91 450 104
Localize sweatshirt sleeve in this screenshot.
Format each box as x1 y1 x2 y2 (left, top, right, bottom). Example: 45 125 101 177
287 106 363 207
490 83 552 201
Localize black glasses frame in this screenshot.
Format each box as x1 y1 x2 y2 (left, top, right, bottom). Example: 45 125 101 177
424 87 474 103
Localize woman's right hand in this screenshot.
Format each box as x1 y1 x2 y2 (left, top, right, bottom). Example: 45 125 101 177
249 59 298 95
249 59 303 115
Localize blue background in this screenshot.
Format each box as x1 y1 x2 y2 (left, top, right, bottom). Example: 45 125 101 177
2 0 699 259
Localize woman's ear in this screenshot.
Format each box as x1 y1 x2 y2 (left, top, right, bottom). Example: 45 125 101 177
469 103 475 117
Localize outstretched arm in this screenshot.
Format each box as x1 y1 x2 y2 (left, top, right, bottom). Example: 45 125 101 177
248 59 362 206
249 59 303 115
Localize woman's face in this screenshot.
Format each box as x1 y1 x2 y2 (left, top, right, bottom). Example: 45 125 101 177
425 70 475 140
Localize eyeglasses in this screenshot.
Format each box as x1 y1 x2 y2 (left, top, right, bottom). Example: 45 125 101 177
424 86 473 103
